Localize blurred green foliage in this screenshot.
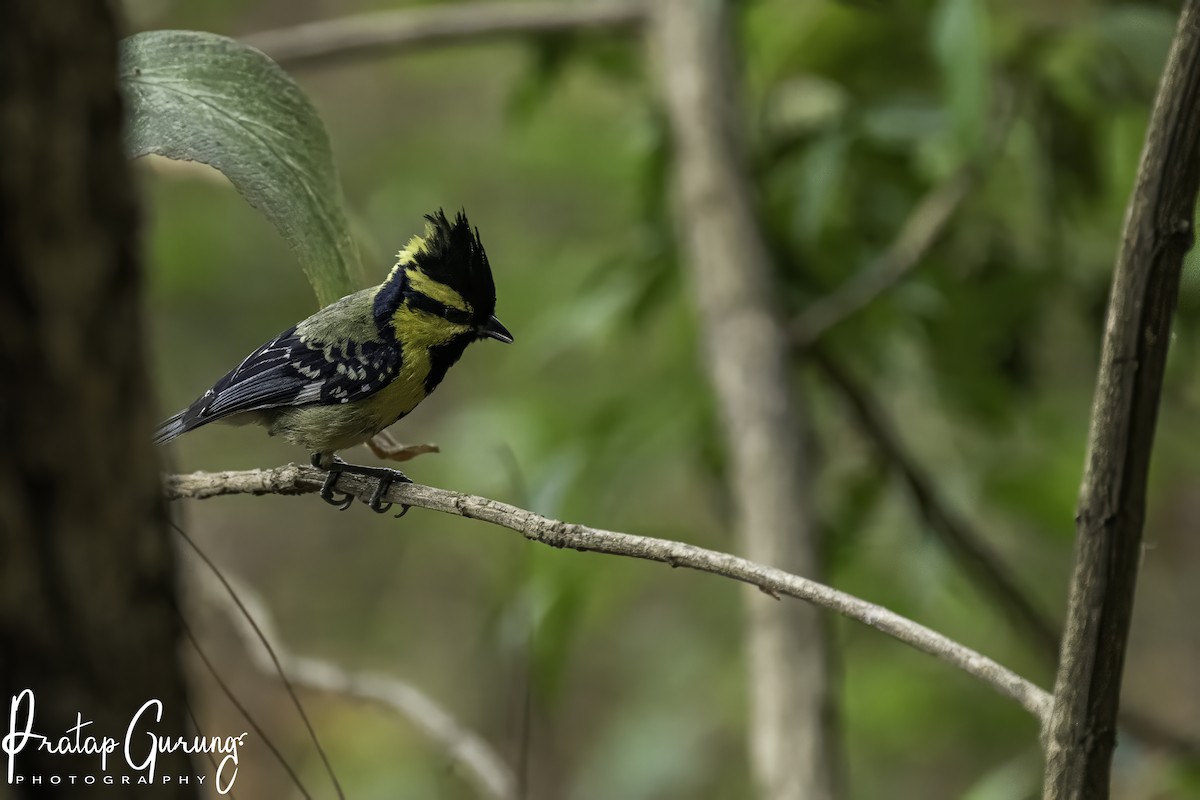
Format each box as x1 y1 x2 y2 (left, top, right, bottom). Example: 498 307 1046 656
135 0 1200 798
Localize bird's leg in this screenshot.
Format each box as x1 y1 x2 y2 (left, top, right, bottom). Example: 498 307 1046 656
367 430 439 463
312 453 354 511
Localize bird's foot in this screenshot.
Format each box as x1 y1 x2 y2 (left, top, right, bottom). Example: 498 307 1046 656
367 470 414 517
367 431 439 463
316 455 354 511
313 454 412 517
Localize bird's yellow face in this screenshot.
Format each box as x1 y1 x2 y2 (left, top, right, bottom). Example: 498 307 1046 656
381 216 513 348
406 266 472 315
361 222 513 428
390 264 474 352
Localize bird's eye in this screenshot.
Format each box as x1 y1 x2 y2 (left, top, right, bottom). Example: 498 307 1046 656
405 291 472 325
441 307 472 326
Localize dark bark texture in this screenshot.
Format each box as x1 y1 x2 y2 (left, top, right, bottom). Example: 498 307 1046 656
1044 0 1200 796
0 0 193 796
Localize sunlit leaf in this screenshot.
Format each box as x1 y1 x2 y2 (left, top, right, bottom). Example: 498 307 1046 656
120 30 358 306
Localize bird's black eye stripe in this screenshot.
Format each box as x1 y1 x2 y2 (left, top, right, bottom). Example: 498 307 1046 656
406 291 473 326
444 307 473 326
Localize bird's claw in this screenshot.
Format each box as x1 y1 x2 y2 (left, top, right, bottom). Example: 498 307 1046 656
368 479 393 514
313 453 412 517
368 471 413 517
320 469 354 511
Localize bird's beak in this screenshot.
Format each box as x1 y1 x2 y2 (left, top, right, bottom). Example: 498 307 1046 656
480 315 514 344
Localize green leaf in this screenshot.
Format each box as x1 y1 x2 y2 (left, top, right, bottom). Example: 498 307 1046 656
796 131 849 240
932 0 990 155
120 30 358 306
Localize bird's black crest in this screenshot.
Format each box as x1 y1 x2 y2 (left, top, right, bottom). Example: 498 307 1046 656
412 209 497 321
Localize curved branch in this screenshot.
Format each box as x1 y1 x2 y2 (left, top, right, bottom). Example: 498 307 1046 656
166 465 1052 723
243 2 646 68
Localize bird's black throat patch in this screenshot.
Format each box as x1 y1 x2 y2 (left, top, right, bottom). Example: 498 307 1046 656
424 334 474 395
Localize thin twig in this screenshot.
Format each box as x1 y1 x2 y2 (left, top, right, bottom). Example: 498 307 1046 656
176 521 346 800
179 620 315 800
182 701 240 800
243 2 646 68
790 166 978 346
165 465 1053 723
187 543 517 800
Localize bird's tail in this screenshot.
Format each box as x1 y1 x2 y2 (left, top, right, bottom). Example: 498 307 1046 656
153 410 189 445
154 406 219 445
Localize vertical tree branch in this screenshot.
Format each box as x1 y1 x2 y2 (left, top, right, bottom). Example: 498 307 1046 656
653 2 840 798
0 0 193 793
1044 2 1200 796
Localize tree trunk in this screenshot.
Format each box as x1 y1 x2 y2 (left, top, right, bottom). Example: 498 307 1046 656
1043 0 1200 796
0 1 194 796
653 2 841 798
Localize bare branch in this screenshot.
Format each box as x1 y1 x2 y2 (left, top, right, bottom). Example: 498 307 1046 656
243 2 646 68
166 465 1053 724
189 554 517 800
1046 1 1200 796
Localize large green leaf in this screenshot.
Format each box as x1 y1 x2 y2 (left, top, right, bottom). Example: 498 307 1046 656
120 30 358 306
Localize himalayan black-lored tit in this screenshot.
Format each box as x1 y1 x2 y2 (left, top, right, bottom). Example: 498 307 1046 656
154 209 513 515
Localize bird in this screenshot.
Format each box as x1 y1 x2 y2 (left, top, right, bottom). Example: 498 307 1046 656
154 209 513 515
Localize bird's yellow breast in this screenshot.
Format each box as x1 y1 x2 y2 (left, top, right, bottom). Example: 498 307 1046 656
369 304 469 422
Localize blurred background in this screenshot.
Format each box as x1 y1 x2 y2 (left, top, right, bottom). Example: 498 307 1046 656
133 0 1200 797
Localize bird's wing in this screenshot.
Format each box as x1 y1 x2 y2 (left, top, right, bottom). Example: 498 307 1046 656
202 326 400 417
154 328 398 448
154 286 402 446
151 325 402 445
